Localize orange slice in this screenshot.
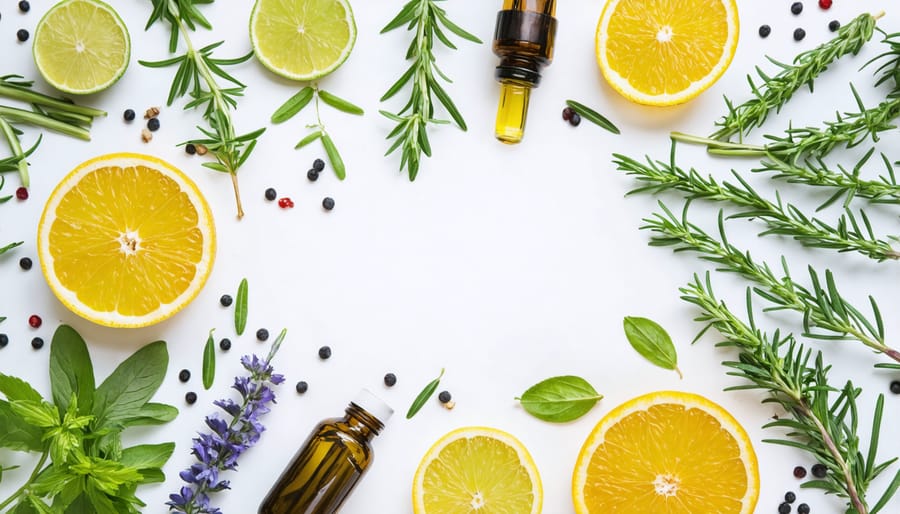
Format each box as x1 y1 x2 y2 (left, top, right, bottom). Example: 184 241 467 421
596 0 739 106
573 391 759 513
37 153 215 328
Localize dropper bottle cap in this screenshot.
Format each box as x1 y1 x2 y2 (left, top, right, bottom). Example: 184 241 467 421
351 389 394 424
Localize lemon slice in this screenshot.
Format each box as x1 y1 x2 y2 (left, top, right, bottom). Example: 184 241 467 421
33 0 130 95
573 391 759 513
250 0 356 81
38 153 215 328
413 426 542 514
595 0 739 106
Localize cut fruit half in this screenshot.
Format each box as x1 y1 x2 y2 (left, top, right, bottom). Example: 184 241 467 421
38 153 215 328
595 0 739 106
413 426 542 514
33 0 131 95
573 391 759 513
250 0 357 81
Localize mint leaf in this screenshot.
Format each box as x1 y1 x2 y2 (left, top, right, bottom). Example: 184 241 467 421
515 376 603 423
0 400 43 451
10 400 59 428
50 325 95 416
92 341 168 430
120 443 175 470
0 373 44 403
119 403 178 427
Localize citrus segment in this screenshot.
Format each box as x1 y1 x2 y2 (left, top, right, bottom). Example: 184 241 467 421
596 0 739 105
413 426 542 514
33 0 130 95
573 391 759 513
38 153 215 328
250 0 356 81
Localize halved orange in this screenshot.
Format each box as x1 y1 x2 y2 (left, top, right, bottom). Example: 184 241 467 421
38 153 215 328
596 0 739 106
573 391 759 513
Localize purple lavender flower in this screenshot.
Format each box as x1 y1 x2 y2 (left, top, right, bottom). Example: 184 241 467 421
167 329 286 514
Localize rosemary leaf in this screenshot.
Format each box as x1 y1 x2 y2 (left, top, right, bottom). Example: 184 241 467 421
202 329 215 390
565 100 620 134
321 133 346 180
317 90 364 116
235 278 248 336
271 87 314 123
406 368 444 419
295 130 322 149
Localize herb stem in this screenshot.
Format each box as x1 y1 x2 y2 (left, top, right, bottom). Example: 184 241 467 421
0 116 28 186
0 105 91 141
0 448 48 512
804 404 868 514
0 84 106 118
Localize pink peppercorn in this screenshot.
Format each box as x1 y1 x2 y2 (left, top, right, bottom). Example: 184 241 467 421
15 187 28 200
819 0 832 9
28 314 42 328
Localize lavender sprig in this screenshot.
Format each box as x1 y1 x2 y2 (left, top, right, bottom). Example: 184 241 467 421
167 329 286 514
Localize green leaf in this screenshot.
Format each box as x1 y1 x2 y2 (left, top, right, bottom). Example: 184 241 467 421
120 443 175 470
10 400 59 428
406 368 444 419
136 468 165 484
515 376 603 423
623 316 682 378
318 90 364 116
119 402 178 427
92 341 169 430
0 400 43 451
321 133 346 180
0 373 43 403
50 325 95 416
202 329 216 390
10 501 39 514
235 278 248 336
565 99 620 134
295 130 322 149
271 87 314 123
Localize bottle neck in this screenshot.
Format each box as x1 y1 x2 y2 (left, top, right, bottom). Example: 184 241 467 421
344 403 384 441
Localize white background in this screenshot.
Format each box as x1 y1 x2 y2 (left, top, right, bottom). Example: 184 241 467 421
2 0 900 513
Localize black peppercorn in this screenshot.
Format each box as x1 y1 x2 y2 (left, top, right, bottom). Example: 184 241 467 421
307 169 319 182
778 502 791 514
384 373 397 387
256 328 269 341
185 391 198 404
569 112 582 127
322 197 335 211
318 346 332 360
828 20 840 32
179 369 191 382
797 504 810 514
0 334 8 348
220 294 233 307
791 2 803 15
123 109 136 121
185 143 197 155
19 257 32 270
438 391 452 403
31 337 44 350
19 1 30 13
890 381 900 394
147 118 160 131
264 188 277 201
312 158 325 172
811 463 828 478
794 28 806 41
785 491 796 503
17 29 29 42
295 381 308 394
758 25 771 38
219 338 232 351
793 466 807 478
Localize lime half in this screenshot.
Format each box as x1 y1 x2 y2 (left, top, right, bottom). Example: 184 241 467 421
33 0 130 95
250 0 357 81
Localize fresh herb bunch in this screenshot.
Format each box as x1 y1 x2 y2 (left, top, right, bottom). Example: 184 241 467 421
0 75 105 186
272 85 364 180
0 325 177 513
380 0 481 180
711 12 880 142
614 150 900 262
167 329 286 514
142 0 265 219
680 273 900 514
642 202 900 366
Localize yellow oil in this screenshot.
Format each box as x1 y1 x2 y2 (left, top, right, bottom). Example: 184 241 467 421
496 81 531 144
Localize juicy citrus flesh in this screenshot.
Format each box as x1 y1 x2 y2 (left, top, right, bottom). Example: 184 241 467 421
413 427 542 514
250 0 356 81
573 391 759 514
33 0 130 94
38 153 215 328
596 0 739 105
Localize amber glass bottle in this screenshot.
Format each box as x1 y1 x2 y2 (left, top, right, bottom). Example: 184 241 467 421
493 0 558 144
258 390 393 514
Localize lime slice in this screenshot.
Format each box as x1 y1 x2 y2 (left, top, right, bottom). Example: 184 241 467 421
250 0 357 81
33 0 130 95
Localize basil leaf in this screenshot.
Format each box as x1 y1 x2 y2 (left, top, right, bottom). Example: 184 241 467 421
271 86 314 123
136 468 165 484
92 341 169 430
515 376 602 423
120 442 175 470
623 316 682 378
321 133 346 180
0 373 43 403
565 99 620 134
119 403 178 427
50 324 95 416
318 90 364 116
202 329 216 390
235 278 248 336
0 400 43 451
406 368 444 419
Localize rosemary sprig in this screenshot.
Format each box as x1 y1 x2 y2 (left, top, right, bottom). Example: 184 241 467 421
142 0 265 219
711 12 880 142
272 85 364 180
643 201 900 365
681 272 900 514
380 0 481 181
614 151 900 261
0 75 105 187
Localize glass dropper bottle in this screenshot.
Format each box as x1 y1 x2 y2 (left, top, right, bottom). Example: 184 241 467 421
493 0 558 144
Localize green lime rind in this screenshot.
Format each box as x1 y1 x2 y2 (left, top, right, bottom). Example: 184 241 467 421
33 0 131 95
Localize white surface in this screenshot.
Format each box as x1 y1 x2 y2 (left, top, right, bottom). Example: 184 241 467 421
1 1 900 513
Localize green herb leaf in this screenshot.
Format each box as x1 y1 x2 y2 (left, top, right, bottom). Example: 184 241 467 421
202 329 216 390
120 443 175 470
118 403 179 428
623 316 682 378
92 341 169 430
321 133 346 180
406 368 444 419
565 100 620 134
0 373 43 403
295 130 322 149
235 278 248 336
515 376 603 423
49 325 95 416
271 87 314 123
0 400 43 451
318 90 364 115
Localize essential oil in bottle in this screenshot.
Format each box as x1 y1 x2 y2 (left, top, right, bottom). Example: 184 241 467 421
258 390 393 514
493 0 558 144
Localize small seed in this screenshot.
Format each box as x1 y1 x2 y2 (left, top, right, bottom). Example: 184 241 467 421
797 504 810 514
144 107 161 119
443 400 456 410
828 20 840 32
793 466 807 479
785 491 796 503
19 1 30 13
179 369 191 382
31 337 44 350
312 158 325 172
811 463 827 478
790 2 803 15
147 118 160 131
384 373 397 387
793 28 806 41
195 144 208 155
264 188 277 201
185 391 198 405
15 187 28 200
778 502 791 514
322 197 335 211
295 381 309 394
16 29 29 42
758 25 771 38
220 294 233 307
819 0 832 9
123 109 136 121
568 112 582 127
318 346 332 360
256 328 269 341
185 143 197 155
219 338 232 351
0 334 8 348
562 106 574 121
28 315 42 328
307 169 319 182
438 390 452 403
19 257 32 270
890 380 900 394
141 128 153 143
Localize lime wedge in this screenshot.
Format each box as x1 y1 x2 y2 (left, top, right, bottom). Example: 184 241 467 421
250 0 357 81
33 0 130 95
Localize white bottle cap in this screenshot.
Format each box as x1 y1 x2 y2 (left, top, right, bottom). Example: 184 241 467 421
351 389 394 424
